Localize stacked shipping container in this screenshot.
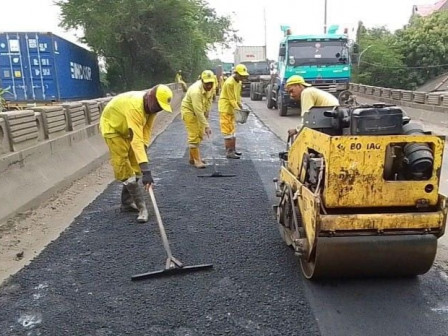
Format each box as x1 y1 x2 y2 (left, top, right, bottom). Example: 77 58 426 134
0 32 102 103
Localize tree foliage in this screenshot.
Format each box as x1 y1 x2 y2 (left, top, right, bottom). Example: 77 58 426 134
354 11 448 90
57 0 239 91
396 11 448 89
354 26 406 89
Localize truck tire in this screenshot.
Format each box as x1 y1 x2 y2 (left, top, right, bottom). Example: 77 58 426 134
250 82 256 101
278 93 288 116
266 84 275 109
252 83 261 101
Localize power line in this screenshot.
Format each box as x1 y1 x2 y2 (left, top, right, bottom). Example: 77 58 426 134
361 61 448 69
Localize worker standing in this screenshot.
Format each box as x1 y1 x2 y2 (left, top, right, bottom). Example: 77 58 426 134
218 64 249 159
212 73 219 101
175 70 187 92
181 70 215 168
100 85 173 223
285 75 339 137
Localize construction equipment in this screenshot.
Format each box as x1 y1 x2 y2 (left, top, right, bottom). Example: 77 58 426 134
131 188 213 281
198 136 236 178
274 103 447 279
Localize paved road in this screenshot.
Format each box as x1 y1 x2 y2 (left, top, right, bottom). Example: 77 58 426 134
245 97 448 336
0 109 319 336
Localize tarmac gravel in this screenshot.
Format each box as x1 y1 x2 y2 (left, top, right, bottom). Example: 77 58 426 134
0 110 320 336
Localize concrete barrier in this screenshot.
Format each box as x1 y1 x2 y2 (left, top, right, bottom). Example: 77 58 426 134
0 110 39 151
62 102 87 131
82 100 101 124
0 117 11 154
31 106 67 140
0 84 184 225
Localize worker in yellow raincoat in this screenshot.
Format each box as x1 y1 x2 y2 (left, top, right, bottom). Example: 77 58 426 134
175 70 187 92
218 64 249 159
212 74 219 101
100 85 173 223
181 70 215 168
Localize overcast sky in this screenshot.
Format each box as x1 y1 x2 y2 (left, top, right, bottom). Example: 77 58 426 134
0 0 437 61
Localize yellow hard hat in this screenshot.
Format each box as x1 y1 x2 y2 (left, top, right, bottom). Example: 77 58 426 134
286 75 311 88
234 64 249 76
201 70 215 83
155 84 173 113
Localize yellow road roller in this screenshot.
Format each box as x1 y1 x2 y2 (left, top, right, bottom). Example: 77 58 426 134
274 103 447 279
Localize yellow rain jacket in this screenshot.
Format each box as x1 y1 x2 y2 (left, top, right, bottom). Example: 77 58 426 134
100 91 156 164
181 80 211 145
175 73 183 83
218 76 241 114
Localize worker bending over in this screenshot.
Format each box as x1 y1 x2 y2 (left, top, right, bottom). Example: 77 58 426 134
100 85 173 223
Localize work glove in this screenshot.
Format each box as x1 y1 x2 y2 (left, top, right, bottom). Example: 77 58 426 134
139 162 154 190
204 127 212 137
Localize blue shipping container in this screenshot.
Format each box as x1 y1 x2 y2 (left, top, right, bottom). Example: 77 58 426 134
0 32 102 102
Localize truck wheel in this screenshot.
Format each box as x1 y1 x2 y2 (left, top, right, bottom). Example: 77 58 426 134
250 82 256 101
254 83 262 101
278 93 288 116
266 85 275 109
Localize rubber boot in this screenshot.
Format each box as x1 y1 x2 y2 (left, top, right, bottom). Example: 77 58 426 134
233 137 242 156
190 147 206 168
225 139 240 159
189 148 206 165
125 181 149 223
120 185 139 212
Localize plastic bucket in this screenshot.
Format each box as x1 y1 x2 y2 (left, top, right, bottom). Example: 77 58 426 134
236 108 251 124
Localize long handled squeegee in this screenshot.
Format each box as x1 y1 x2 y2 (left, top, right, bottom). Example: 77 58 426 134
198 136 236 178
131 188 213 281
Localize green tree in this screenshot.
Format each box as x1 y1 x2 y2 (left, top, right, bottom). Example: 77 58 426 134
57 0 239 91
0 86 11 112
353 25 407 89
396 11 448 89
355 12 448 90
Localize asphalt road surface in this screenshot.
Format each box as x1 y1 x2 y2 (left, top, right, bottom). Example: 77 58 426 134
1 98 448 336
0 110 319 336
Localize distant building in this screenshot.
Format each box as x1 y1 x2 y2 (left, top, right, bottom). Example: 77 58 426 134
412 0 448 17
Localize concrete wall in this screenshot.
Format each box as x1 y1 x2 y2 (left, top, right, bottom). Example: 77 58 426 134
350 83 448 128
0 83 184 224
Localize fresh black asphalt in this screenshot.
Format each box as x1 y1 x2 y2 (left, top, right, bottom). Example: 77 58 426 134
0 108 320 335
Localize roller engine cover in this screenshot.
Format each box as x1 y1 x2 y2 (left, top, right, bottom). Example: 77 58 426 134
350 104 403 135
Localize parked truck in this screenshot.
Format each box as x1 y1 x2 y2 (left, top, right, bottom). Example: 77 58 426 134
0 32 102 108
233 46 270 98
267 28 352 116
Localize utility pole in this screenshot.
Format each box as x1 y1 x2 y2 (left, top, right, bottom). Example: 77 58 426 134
324 0 327 34
264 7 267 58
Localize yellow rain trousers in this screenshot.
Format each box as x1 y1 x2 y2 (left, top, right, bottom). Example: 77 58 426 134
181 80 211 147
100 91 156 181
218 76 241 138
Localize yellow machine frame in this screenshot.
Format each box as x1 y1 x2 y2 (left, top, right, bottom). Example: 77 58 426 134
278 128 447 270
